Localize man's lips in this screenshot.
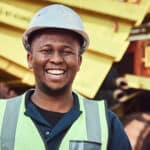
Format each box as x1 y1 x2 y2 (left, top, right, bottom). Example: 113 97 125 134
46 69 65 75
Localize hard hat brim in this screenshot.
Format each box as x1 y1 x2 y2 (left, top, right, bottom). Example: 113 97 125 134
22 26 89 53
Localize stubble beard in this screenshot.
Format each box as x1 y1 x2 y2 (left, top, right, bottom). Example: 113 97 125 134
37 81 72 97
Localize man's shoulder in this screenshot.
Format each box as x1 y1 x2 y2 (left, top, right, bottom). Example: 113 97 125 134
77 93 106 105
106 109 132 150
0 98 8 105
0 89 34 103
0 93 26 110
0 95 23 102
106 109 123 127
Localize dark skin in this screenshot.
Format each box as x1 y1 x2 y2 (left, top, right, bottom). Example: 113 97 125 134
27 29 82 113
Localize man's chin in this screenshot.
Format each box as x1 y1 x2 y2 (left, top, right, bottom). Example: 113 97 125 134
39 84 70 96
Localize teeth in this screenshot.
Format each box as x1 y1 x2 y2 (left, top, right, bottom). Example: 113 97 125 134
47 70 64 75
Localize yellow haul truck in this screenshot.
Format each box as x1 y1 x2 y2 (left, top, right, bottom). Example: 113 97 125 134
0 0 150 149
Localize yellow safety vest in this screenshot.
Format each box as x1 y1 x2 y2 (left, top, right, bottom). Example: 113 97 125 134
0 92 109 150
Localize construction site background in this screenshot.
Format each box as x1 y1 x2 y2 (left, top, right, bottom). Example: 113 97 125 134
0 0 150 149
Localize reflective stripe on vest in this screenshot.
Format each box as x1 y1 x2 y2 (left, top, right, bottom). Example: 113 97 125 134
0 93 109 150
1 96 21 150
0 93 45 150
83 99 101 143
59 95 109 150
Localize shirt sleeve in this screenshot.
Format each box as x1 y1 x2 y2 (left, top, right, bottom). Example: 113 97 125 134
107 110 132 150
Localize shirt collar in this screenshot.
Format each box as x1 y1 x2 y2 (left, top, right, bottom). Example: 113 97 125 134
24 89 81 127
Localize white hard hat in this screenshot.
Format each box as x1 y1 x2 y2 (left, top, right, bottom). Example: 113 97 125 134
22 4 89 53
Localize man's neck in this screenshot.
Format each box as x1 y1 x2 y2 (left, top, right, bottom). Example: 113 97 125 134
31 89 74 113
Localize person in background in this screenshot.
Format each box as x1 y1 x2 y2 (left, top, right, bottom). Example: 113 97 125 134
0 82 17 98
95 64 129 106
0 4 131 150
0 82 9 98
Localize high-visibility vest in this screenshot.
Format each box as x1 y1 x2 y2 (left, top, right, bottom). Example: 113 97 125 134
0 92 109 150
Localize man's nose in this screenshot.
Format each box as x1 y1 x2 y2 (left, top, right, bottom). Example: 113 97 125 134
49 51 64 64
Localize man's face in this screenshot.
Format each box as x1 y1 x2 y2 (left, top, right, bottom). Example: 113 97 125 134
27 29 82 95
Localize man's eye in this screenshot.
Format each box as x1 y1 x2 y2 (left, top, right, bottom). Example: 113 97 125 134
63 49 74 55
41 49 52 54
64 51 72 54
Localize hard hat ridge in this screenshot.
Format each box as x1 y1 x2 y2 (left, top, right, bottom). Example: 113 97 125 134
22 4 89 53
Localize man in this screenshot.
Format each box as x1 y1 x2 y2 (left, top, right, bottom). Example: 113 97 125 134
0 4 131 150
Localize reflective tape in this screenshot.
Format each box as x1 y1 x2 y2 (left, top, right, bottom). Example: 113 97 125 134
1 96 21 150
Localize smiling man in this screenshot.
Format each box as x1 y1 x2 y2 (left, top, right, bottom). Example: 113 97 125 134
0 4 131 150
27 28 83 114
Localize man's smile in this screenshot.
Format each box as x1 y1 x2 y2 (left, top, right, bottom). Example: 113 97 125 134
46 69 65 75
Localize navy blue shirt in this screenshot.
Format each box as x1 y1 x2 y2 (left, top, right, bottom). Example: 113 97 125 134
24 90 131 150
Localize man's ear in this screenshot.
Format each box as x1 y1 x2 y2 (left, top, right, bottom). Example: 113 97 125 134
27 52 33 69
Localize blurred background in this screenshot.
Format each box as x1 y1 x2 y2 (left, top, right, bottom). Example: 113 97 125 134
0 0 150 149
